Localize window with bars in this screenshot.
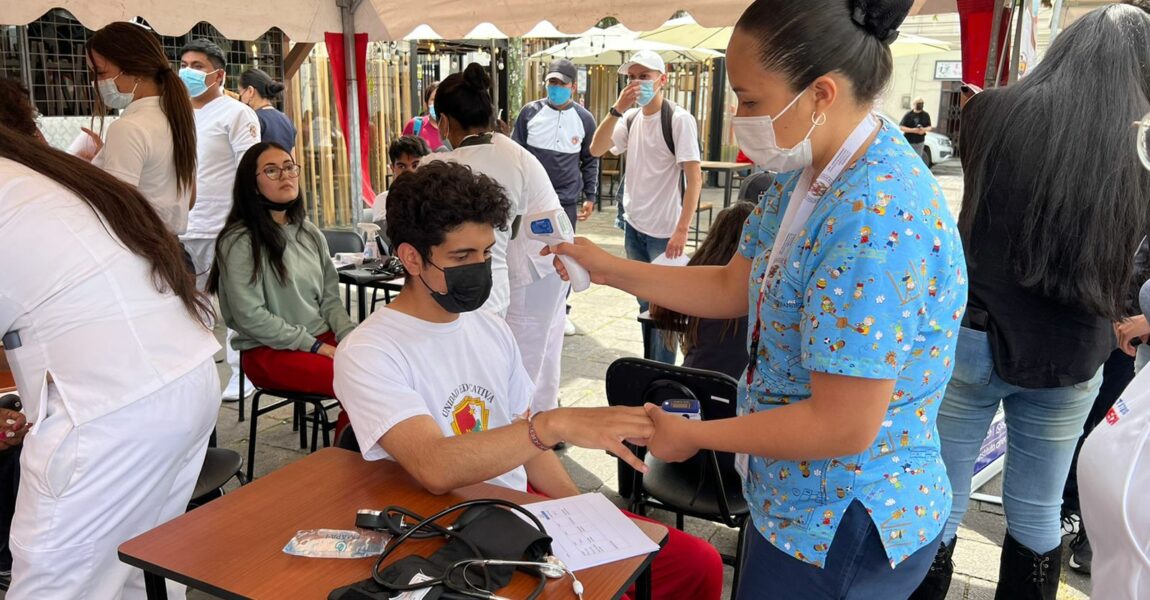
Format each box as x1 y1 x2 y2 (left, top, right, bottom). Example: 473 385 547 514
0 12 285 118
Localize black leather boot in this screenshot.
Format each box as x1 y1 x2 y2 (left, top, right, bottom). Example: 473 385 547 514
908 536 956 600
993 532 1062 600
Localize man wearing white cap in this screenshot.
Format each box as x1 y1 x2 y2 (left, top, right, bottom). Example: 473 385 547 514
589 49 702 364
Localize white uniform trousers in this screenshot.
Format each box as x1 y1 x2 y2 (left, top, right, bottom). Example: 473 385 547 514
7 358 220 600
506 273 569 414
183 237 243 385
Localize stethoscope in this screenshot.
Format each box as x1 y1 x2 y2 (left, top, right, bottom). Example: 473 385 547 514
364 498 584 600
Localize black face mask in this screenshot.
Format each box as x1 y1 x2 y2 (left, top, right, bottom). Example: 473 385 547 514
419 257 493 314
262 198 298 212
914 104 924 111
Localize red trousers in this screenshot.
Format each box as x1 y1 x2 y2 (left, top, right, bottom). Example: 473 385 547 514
242 332 350 439
526 487 723 600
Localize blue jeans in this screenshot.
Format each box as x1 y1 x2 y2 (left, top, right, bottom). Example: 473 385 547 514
735 501 941 599
938 327 1102 553
624 222 676 365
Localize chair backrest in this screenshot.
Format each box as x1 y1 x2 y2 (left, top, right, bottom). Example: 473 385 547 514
337 424 361 452
322 229 365 256
605 357 743 523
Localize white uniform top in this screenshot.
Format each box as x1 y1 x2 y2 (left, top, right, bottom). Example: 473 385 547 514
426 134 562 317
182 95 260 240
1079 366 1150 599
611 105 701 238
333 307 534 492
92 96 192 235
0 158 220 431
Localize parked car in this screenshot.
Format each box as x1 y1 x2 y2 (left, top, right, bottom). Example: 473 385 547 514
878 114 954 168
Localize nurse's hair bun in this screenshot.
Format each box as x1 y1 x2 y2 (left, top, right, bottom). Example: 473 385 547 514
462 63 491 92
850 0 914 44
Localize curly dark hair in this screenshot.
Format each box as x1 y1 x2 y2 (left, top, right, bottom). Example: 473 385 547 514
388 135 430 163
386 160 511 259
0 78 39 138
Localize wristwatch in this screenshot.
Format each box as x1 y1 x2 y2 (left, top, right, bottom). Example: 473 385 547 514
609 106 624 118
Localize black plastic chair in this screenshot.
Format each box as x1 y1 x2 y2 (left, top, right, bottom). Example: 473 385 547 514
322 228 366 316
337 424 361 453
188 447 248 509
605 357 750 595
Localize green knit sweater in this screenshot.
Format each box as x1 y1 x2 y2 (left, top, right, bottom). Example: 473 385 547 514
216 220 356 352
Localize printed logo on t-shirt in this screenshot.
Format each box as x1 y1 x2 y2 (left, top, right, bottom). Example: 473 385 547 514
248 123 259 140
442 383 496 435
1105 398 1131 426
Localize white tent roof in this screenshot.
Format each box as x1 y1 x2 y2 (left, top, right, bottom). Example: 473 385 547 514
2 0 960 43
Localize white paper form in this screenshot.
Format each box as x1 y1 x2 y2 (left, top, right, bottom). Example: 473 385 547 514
523 492 661 572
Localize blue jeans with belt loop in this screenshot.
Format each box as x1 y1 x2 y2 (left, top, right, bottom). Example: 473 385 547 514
937 326 1102 553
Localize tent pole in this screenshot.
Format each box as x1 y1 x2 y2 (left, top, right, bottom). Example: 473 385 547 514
1008 0 1025 83
984 0 1006 89
339 0 365 226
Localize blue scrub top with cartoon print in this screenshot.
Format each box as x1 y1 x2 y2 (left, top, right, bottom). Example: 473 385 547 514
737 119 968 569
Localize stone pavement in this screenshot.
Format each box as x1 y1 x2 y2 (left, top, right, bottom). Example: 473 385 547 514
184 163 1091 600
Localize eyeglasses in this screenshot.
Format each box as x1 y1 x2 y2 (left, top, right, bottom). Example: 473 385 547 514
1137 112 1150 172
260 164 301 180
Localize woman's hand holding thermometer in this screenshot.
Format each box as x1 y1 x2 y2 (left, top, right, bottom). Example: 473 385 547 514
525 209 591 292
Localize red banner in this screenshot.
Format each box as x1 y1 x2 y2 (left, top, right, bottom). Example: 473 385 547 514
324 32 376 206
957 0 1012 88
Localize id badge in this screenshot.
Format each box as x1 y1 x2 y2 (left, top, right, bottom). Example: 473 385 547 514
735 452 749 479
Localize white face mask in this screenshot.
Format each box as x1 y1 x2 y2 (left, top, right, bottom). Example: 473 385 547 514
97 72 137 110
732 90 823 172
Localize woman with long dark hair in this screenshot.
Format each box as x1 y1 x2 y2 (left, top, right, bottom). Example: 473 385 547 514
240 68 297 153
208 143 355 399
651 201 753 379
910 4 1150 599
81 21 198 236
0 122 219 598
550 0 967 596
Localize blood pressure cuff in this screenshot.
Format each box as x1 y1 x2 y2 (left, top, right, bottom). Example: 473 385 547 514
329 504 553 599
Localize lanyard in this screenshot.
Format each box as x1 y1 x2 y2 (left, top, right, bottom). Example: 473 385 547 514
746 114 879 386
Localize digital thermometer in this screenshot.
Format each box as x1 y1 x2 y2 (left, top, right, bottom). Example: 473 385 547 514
524 209 591 292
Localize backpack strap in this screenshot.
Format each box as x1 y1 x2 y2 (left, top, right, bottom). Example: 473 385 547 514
660 100 676 156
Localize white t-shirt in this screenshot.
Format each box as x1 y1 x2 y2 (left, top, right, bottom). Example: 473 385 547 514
0 158 220 431
611 104 701 238
183 96 260 240
371 190 388 224
92 97 192 235
426 134 562 317
333 307 534 492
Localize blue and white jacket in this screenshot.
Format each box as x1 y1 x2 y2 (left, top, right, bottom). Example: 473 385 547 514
511 99 599 205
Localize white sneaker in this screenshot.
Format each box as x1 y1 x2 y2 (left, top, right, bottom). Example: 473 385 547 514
564 317 577 336
222 373 254 402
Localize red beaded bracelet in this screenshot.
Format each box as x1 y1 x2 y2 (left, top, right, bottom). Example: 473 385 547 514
527 412 555 451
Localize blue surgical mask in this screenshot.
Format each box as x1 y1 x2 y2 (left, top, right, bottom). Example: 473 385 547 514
547 85 572 107
179 67 215 99
428 104 437 121
637 80 657 107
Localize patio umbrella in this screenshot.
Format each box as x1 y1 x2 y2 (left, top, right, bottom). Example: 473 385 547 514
532 24 723 66
639 15 951 57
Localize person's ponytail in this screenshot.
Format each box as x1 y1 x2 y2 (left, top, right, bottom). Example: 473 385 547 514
158 67 197 195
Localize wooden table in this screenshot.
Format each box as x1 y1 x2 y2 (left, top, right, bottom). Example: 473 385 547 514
700 161 753 208
120 448 666 600
0 371 14 394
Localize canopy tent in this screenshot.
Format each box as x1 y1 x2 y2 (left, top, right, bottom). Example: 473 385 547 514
531 24 723 66
3 0 958 43
639 15 951 57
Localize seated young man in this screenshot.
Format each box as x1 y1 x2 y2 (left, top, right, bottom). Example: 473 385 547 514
372 135 430 231
334 161 723 600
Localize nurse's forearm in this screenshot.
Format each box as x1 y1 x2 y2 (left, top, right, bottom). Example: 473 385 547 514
605 255 750 320
682 375 893 460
